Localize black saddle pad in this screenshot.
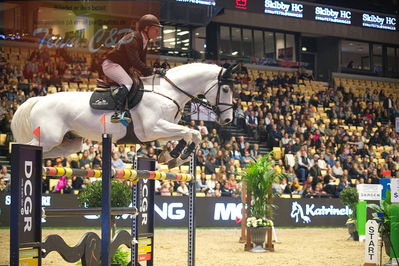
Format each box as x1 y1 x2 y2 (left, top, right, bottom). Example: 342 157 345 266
90 79 144 110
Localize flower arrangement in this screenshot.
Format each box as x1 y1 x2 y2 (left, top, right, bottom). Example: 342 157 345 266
246 217 273 228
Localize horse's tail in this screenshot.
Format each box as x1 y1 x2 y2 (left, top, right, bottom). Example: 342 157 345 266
11 97 41 144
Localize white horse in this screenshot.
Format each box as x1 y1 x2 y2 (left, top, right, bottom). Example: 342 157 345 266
11 63 236 167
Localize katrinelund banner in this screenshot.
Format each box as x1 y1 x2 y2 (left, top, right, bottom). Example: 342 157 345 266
0 193 364 227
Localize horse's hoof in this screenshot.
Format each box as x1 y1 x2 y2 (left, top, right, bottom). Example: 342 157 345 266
180 142 196 160
169 149 181 159
170 139 187 158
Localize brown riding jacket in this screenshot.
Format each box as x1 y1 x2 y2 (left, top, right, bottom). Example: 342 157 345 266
106 32 153 77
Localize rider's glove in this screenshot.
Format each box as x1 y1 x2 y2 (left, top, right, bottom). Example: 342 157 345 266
154 68 166 77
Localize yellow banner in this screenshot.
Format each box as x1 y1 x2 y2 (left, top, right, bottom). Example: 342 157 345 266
138 245 152 254
19 258 39 266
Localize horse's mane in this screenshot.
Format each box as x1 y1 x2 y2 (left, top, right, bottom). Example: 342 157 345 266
141 63 221 86
166 62 221 75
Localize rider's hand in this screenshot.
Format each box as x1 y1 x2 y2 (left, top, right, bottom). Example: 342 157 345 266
154 68 166 77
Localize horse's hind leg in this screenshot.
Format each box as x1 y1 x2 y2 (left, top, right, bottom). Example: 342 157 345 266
28 122 70 158
44 135 83 159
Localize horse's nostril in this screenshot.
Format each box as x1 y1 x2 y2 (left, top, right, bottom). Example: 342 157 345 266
224 118 231 123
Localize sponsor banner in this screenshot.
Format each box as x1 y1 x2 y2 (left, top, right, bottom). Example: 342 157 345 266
362 13 396 31
357 184 383 201
0 193 363 227
176 0 216 6
218 0 398 31
314 6 351 25
264 0 304 18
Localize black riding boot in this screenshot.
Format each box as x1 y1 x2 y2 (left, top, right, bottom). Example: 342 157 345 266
111 85 131 124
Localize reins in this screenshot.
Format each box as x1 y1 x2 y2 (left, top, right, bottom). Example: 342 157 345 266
142 67 234 120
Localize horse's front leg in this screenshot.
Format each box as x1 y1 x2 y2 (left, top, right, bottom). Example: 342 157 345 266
150 121 200 167
180 129 201 160
168 129 201 168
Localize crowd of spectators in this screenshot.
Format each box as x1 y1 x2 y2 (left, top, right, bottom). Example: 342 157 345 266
1 45 399 200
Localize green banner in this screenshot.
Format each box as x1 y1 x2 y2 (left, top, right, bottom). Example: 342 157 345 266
356 201 367 237
391 204 399 260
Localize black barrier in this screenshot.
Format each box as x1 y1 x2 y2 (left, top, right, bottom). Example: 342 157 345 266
10 145 43 265
1 193 360 227
134 158 155 264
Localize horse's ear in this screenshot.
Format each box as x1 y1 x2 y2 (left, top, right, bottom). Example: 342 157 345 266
222 64 240 79
230 64 241 74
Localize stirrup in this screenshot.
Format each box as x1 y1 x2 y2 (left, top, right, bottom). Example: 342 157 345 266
119 112 131 127
111 112 121 123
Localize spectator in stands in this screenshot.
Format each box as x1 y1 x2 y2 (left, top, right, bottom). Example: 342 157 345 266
309 155 322 183
196 173 210 194
53 176 67 193
204 156 217 174
92 154 102 169
241 151 252 167
250 143 260 158
254 73 265 91
111 153 125 169
289 177 301 194
72 176 84 191
337 175 350 195
236 136 245 153
0 178 7 192
0 165 10 184
209 128 221 145
177 181 189 196
197 120 208 135
297 150 312 182
234 104 246 130
238 61 248 75
195 149 206 167
230 144 242 161
63 179 74 194
160 181 172 196
332 161 343 178
80 150 92 169
126 146 136 163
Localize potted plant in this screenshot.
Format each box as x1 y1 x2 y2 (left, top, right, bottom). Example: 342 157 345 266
77 180 132 265
339 187 359 241
242 153 283 253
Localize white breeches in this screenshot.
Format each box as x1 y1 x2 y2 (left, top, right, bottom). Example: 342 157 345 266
102 59 133 90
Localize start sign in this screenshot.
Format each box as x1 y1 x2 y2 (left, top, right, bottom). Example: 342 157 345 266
364 220 379 265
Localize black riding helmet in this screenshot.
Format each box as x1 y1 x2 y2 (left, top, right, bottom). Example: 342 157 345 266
136 14 163 32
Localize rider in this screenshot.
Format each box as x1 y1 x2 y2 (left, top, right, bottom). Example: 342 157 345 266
102 14 163 125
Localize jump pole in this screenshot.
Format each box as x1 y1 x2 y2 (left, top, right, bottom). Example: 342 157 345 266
10 133 196 265
101 133 112 266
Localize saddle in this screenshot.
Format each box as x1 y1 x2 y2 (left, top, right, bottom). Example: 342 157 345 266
89 76 144 111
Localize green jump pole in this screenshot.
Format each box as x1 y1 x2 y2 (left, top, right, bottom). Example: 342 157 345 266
356 200 367 241
391 203 399 261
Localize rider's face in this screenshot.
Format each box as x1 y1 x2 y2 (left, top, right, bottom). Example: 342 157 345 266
147 26 160 40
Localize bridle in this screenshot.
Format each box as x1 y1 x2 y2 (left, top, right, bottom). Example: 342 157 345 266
147 67 235 119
